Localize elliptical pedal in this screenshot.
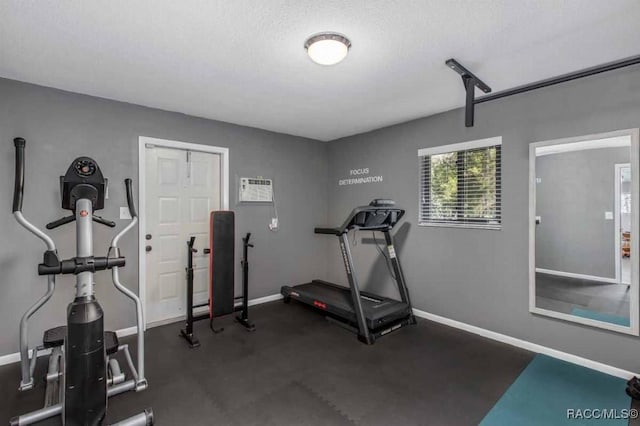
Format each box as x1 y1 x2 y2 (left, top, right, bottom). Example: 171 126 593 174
43 326 66 348
42 327 120 355
627 376 640 399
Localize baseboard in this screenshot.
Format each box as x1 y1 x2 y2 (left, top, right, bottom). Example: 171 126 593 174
412 308 638 380
3 296 634 380
0 351 24 366
146 293 284 329
247 293 283 306
0 294 281 365
0 347 52 367
147 315 186 329
535 268 618 284
115 326 138 338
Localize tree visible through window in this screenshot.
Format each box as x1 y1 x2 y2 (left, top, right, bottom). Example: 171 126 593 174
420 139 501 229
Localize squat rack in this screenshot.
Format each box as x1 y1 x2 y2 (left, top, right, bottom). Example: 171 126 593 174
446 54 640 127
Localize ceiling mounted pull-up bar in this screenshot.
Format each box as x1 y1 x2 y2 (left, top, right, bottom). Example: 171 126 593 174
446 54 640 128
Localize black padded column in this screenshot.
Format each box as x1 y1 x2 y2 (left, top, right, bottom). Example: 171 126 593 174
209 211 235 317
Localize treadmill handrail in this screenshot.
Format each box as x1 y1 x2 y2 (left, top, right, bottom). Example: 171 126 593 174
314 227 341 235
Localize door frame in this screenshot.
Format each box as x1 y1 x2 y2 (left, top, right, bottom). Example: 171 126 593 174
138 136 229 327
615 163 631 285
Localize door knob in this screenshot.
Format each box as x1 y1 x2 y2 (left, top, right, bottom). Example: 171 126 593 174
145 245 152 252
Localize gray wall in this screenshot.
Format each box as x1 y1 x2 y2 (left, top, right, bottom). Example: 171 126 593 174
0 78 329 357
535 147 629 278
326 66 640 372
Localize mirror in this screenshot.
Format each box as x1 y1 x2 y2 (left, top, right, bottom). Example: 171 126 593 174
529 129 640 334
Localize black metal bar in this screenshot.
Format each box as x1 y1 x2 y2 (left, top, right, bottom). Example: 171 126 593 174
13 138 26 213
46 215 76 230
314 227 340 235
180 237 200 348
92 215 116 228
447 55 640 127
339 233 373 344
463 76 476 127
241 234 250 321
445 58 492 93
382 231 417 325
235 233 256 331
192 313 209 322
474 54 640 104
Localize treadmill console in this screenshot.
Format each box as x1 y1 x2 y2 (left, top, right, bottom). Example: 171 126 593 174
369 199 395 207
348 199 404 231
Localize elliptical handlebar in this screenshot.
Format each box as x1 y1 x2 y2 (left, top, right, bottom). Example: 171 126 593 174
124 178 137 218
13 137 25 213
108 178 147 389
110 179 138 249
12 138 56 251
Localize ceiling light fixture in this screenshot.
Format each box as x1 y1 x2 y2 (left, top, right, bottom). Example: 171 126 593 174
304 32 351 66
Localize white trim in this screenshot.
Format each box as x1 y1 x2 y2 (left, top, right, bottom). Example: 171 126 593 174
146 294 285 329
417 222 501 231
147 315 186 329
0 348 51 367
529 141 537 316
615 163 631 285
615 163 622 285
535 268 617 284
146 294 284 327
0 293 283 365
138 136 230 328
630 128 640 333
115 326 138 338
536 136 630 156
0 352 20 366
247 293 283 306
0 323 142 367
417 136 502 157
529 128 640 335
412 308 639 379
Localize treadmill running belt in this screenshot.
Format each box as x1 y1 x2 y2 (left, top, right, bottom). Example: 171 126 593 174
282 280 411 330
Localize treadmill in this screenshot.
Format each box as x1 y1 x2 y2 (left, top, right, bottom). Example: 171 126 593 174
281 199 417 344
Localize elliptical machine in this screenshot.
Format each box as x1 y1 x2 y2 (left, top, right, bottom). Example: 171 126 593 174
10 138 153 426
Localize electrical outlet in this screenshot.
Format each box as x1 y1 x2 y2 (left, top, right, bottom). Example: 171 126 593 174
120 207 132 220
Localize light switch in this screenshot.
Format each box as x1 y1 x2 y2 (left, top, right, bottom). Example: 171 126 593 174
536 178 542 184
120 207 132 220
605 211 614 220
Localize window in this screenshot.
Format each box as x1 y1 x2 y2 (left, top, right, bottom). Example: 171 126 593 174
419 137 502 229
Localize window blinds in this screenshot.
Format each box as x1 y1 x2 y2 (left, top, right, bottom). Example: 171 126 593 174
419 137 502 229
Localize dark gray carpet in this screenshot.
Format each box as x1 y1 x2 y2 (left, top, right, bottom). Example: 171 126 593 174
1 301 534 425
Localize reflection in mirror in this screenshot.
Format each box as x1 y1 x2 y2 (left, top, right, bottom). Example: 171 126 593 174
530 130 639 334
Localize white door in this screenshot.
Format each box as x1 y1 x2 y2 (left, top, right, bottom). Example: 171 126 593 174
144 146 221 324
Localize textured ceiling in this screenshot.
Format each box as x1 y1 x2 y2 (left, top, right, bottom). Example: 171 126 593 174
1 1 639 141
